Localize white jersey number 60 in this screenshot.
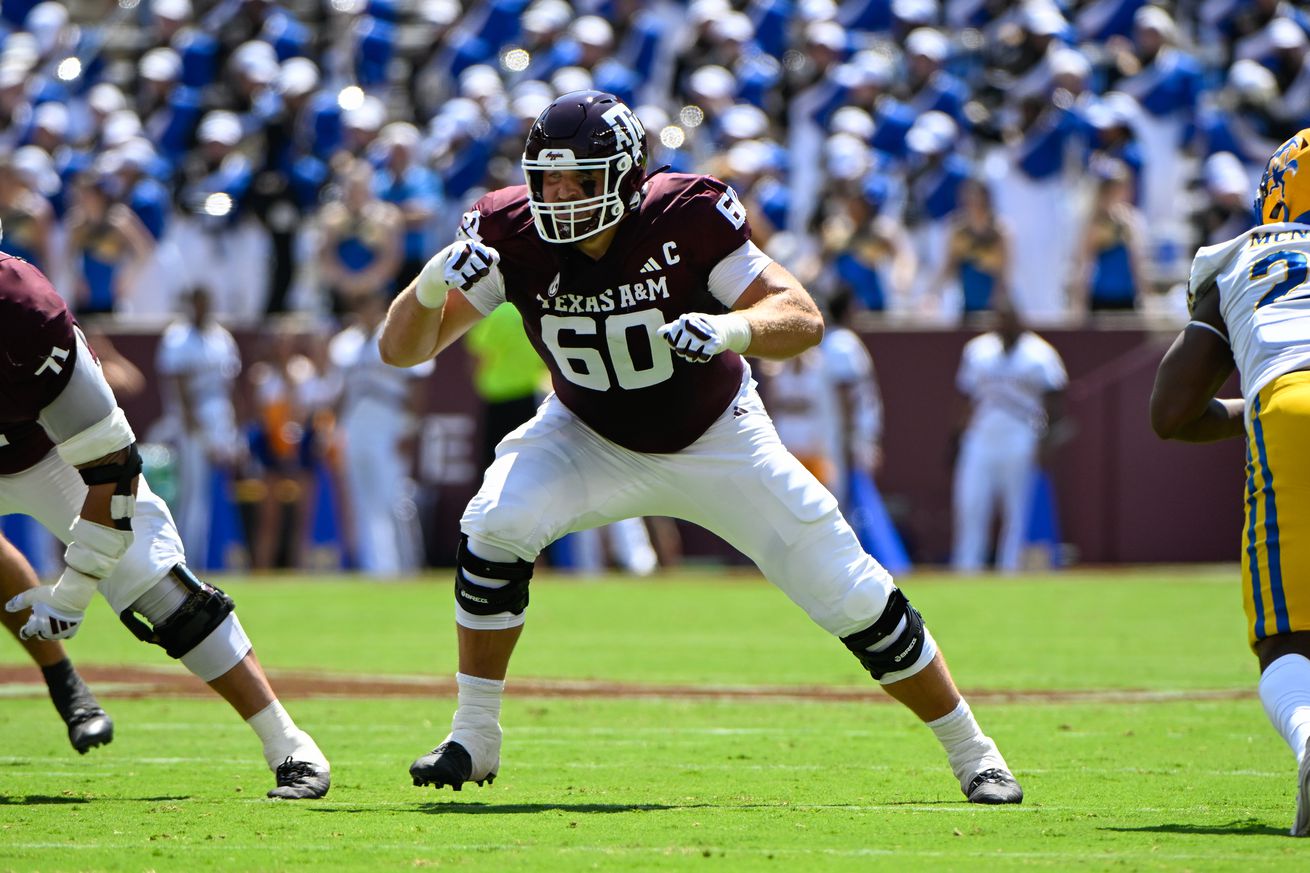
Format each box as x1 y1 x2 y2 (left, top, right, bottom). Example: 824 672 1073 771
541 309 674 391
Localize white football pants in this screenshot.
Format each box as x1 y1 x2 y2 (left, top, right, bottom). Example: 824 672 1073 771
0 450 185 613
462 383 902 640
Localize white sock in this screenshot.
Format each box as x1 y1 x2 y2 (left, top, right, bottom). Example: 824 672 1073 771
247 700 327 770
449 673 505 777
926 700 1008 788
1260 654 1310 764
451 673 504 736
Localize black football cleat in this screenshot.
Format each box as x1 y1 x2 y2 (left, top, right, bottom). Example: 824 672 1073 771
64 705 114 755
47 667 113 754
965 768 1024 804
267 757 331 799
410 741 496 790
44 660 113 754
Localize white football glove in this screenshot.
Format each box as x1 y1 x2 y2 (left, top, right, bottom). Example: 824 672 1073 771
415 239 501 309
657 313 752 363
5 568 98 641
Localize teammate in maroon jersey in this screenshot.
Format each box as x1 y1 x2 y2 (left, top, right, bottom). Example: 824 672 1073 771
382 91 1022 803
2 519 114 754
0 215 116 754
0 235 330 798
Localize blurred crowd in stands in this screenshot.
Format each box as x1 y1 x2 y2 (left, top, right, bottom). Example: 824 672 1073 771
1 0 1307 328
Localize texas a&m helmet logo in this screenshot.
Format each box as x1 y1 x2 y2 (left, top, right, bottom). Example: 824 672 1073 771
601 103 645 163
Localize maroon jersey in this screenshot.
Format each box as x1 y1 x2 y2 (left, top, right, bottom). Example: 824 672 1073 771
0 253 78 473
465 173 755 453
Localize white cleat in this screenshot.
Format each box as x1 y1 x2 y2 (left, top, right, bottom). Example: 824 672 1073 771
1293 737 1310 837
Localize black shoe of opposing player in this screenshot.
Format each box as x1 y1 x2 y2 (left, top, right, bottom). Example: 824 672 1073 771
64 705 114 754
267 756 331 799
965 768 1024 804
410 741 497 790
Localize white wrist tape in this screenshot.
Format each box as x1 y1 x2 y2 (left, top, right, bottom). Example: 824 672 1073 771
56 408 135 466
110 493 137 522
64 516 133 579
50 567 100 612
415 245 455 310
714 313 752 354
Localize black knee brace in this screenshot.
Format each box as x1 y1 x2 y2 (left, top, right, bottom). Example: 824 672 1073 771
119 565 236 659
840 589 927 681
455 535 533 616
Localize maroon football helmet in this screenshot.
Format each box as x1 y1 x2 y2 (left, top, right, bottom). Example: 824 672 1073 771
521 90 648 243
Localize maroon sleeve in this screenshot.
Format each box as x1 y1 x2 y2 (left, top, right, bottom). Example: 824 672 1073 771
0 255 78 407
0 255 78 472
458 186 534 247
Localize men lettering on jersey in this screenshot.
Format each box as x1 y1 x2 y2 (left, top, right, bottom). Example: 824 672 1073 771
380 91 1024 805
1150 128 1310 836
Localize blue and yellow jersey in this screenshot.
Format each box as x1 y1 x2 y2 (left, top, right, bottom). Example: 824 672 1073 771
1189 222 1310 404
1200 128 1310 646
1191 218 1310 646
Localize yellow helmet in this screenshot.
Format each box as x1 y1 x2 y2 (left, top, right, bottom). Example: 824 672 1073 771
1256 129 1310 225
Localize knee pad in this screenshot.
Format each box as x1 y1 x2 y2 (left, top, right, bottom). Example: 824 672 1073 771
119 564 236 659
840 589 929 682
179 613 252 683
455 535 533 617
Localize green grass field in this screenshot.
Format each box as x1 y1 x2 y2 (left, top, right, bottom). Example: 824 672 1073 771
1 566 1304 871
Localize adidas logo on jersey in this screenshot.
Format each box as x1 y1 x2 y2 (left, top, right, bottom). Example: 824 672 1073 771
639 257 662 274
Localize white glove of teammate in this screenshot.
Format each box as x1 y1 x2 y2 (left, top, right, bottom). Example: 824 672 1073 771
657 313 752 363
415 239 501 309
5 568 98 641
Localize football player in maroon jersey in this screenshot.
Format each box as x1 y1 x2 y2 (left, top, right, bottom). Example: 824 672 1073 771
382 91 1022 804
0 232 330 799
